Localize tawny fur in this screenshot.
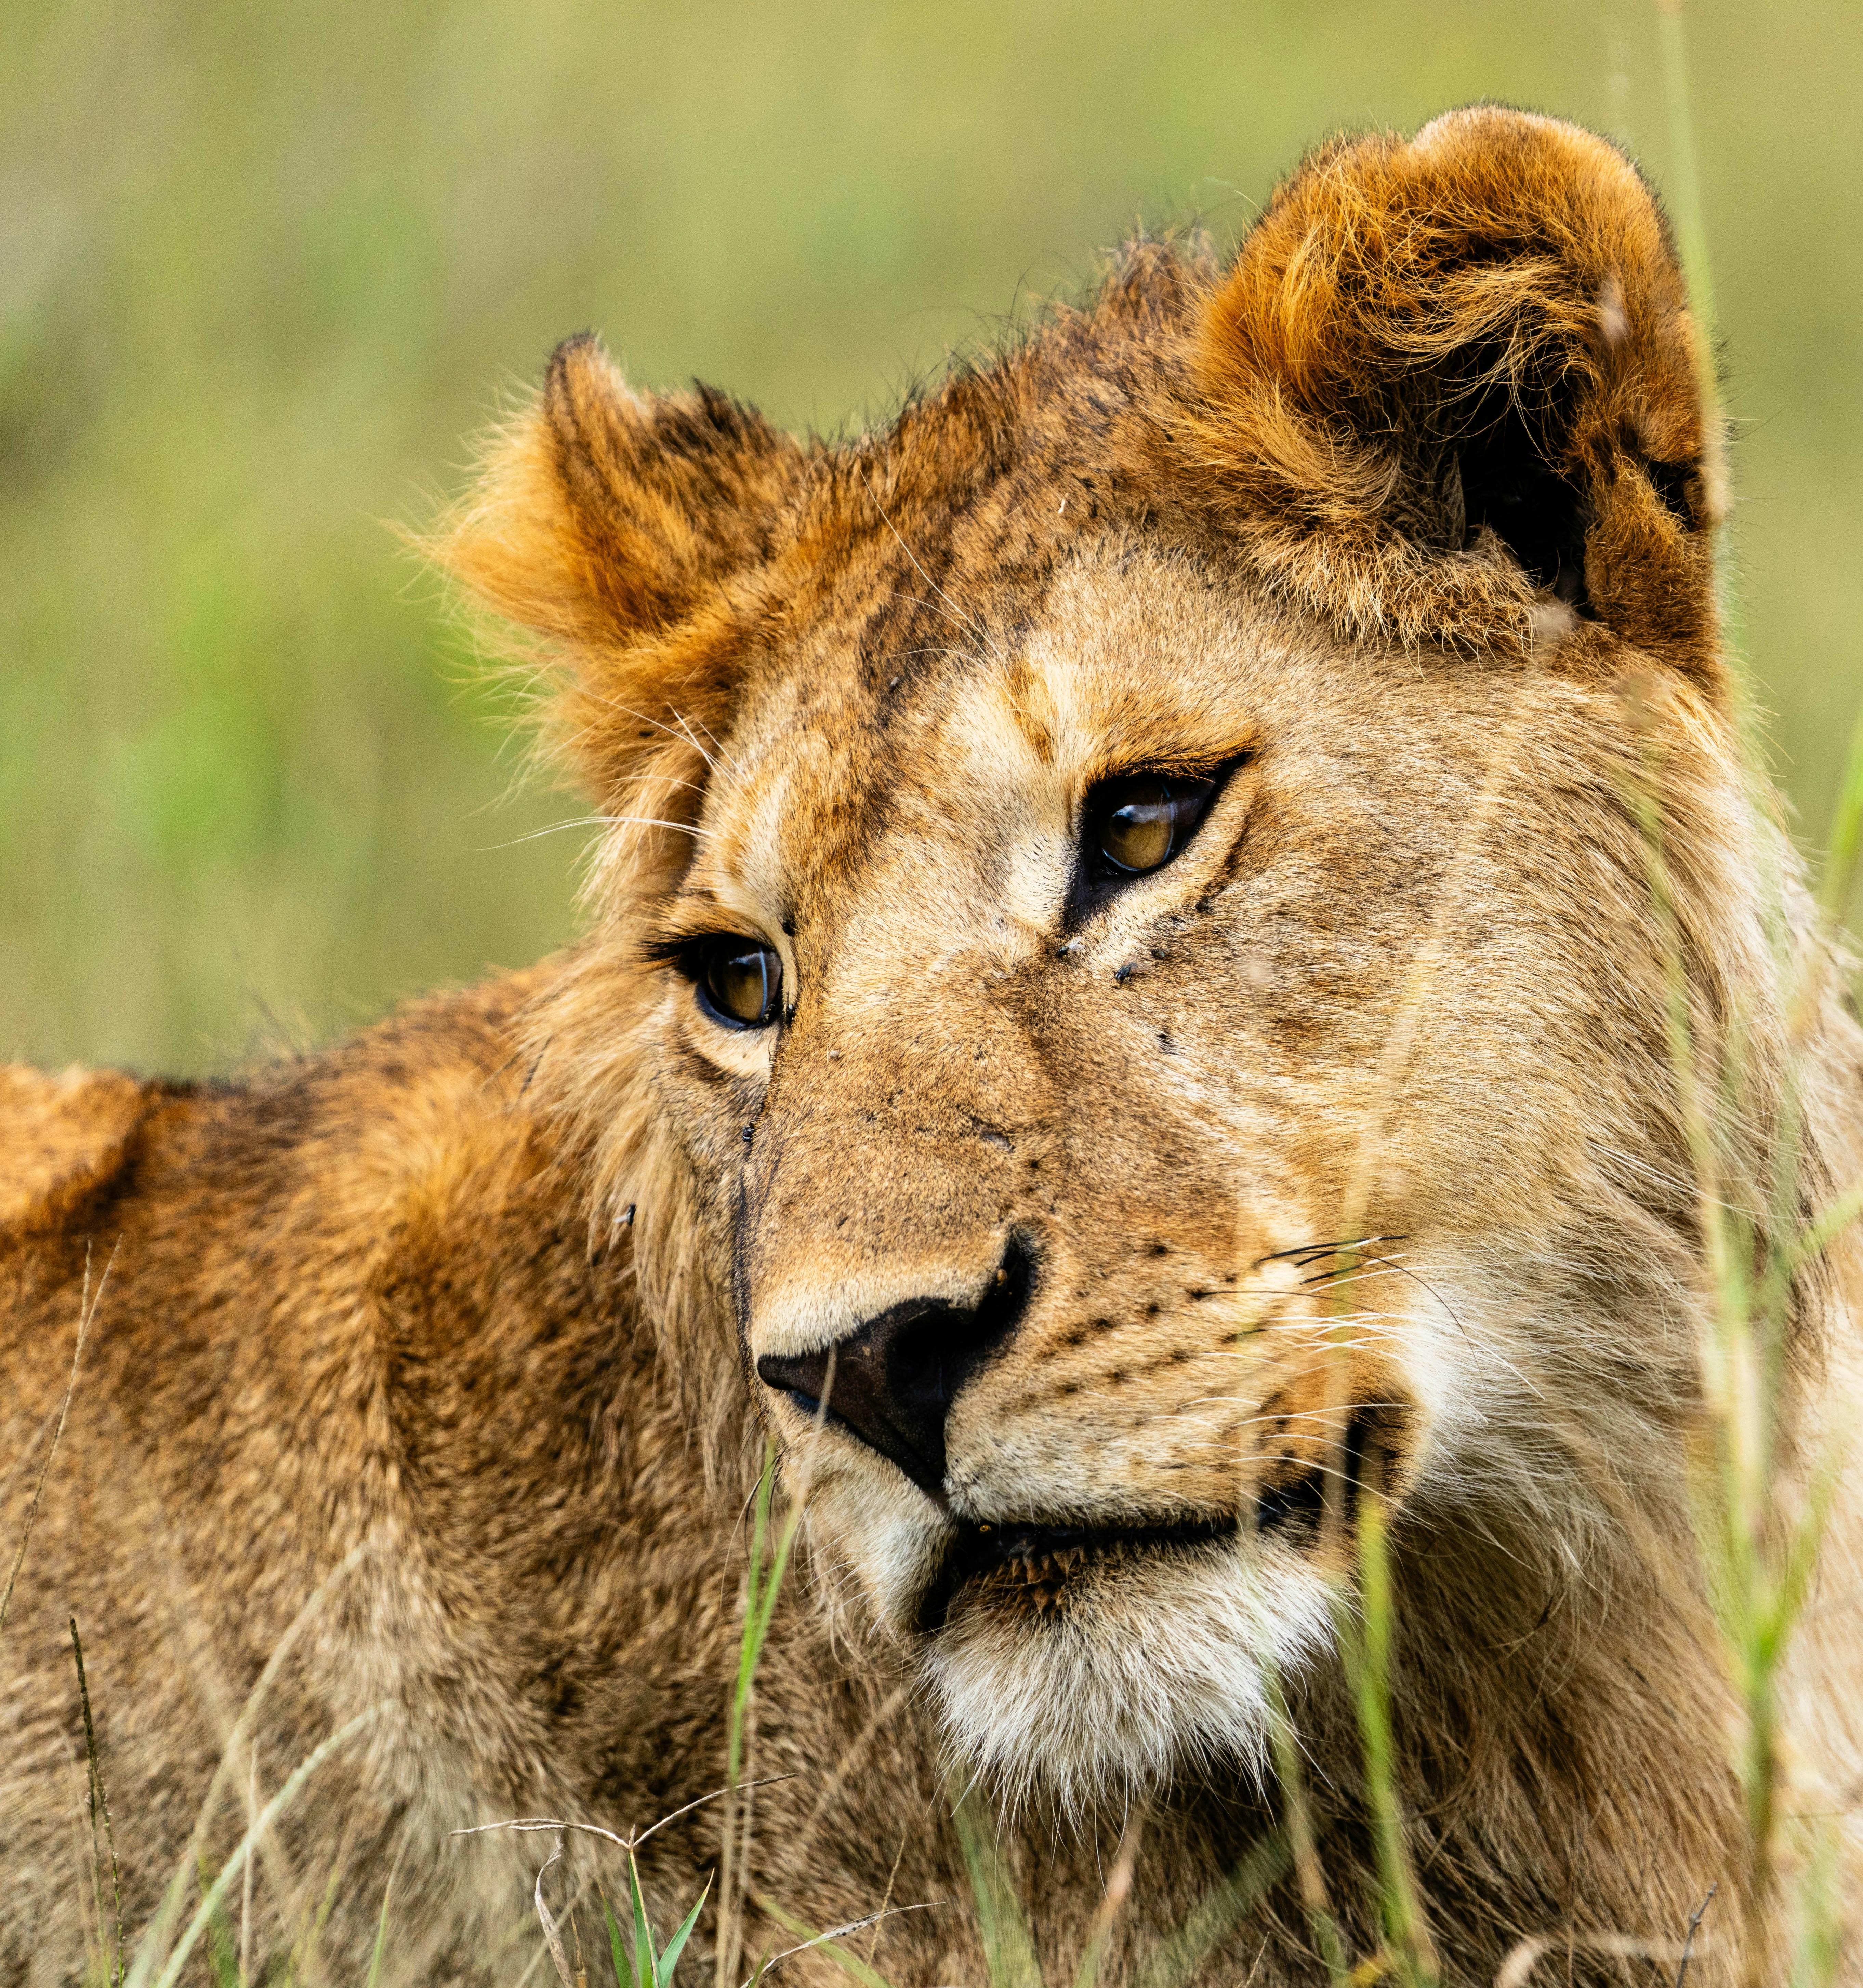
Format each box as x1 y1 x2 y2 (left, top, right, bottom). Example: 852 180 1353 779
5 108 1862 1987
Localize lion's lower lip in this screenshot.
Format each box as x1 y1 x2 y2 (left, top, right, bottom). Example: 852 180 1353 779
918 1514 1237 1633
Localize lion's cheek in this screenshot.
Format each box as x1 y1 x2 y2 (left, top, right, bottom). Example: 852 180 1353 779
791 1470 948 1634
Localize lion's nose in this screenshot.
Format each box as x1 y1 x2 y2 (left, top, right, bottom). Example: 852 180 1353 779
755 1235 1036 1496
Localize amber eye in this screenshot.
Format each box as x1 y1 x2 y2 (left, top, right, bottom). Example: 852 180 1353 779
695 941 783 1030
1089 772 1219 877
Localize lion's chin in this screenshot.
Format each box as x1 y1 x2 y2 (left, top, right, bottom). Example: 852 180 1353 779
918 1529 1333 1813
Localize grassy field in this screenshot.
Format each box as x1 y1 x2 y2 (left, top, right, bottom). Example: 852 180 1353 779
1 0 1859 1075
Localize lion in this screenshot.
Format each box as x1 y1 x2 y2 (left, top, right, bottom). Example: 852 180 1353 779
4 105 1862 1986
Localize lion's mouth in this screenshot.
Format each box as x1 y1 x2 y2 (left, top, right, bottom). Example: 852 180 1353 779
919 1514 1237 1632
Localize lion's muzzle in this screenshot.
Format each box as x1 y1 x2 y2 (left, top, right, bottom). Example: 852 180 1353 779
754 1233 1036 1495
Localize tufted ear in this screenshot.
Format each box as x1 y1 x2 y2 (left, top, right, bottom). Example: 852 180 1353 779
435 335 807 824
1181 107 1721 678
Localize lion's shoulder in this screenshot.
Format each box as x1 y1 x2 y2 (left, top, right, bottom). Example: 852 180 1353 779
2 966 563 1252
0 1063 160 1233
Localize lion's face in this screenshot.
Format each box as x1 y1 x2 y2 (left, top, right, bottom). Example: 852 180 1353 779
657 547 1421 1799
638 531 1715 1801
444 110 1730 1805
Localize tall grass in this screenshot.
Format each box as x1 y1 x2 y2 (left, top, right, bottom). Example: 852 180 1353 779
1646 7 1858 1978
713 1439 814 1988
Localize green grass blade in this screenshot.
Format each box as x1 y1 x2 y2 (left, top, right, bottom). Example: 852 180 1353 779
719 1438 815 1988
1818 697 1863 929
605 1900 631 1988
754 1897 911 1988
656 1879 712 1988
1343 1499 1435 1984
950 1785 1041 1988
730 1450 779 1763
1137 1830 1292 1988
202 1887 239 1988
1655 0 1715 342
630 1854 658 1988
364 1861 397 1988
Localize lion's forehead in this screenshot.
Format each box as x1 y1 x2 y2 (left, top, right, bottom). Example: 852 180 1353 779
703 545 1328 938
696 534 1618 1009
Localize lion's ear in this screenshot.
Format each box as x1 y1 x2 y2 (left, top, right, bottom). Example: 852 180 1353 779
435 335 806 811
1186 107 1720 677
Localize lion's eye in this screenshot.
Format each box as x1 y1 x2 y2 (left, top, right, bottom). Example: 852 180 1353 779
695 941 783 1029
1089 772 1219 877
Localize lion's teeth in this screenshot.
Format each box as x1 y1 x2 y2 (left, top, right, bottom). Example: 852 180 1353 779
981 1525 1181 1603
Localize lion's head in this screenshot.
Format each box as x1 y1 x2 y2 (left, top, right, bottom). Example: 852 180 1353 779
438 109 1789 1811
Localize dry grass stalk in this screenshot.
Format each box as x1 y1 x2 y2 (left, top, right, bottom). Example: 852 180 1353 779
128 1704 386 1988
69 1614 125 1987
746 1899 941 1986
1 1239 114 1633
1492 1926 1707 1988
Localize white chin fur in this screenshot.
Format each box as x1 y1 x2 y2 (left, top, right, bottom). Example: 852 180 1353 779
922 1544 1332 1814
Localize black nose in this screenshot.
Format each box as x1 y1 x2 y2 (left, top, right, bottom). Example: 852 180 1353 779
755 1235 1036 1495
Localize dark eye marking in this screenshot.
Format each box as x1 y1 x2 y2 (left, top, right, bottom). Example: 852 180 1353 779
1066 757 1246 922
681 937 784 1031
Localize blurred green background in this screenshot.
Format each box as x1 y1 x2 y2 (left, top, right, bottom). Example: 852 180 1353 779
3 0 1859 1073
